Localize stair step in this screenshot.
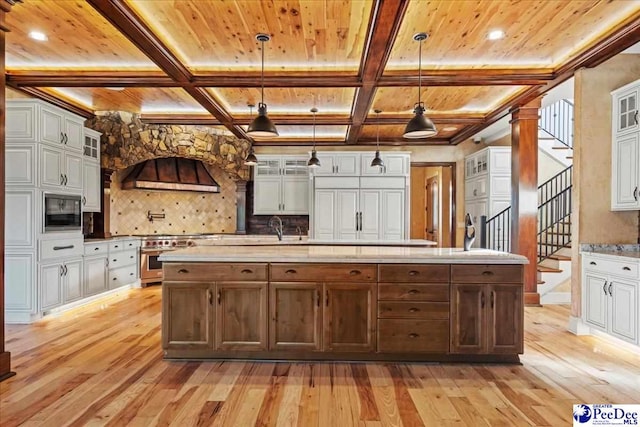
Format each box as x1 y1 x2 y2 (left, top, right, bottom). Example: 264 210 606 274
549 254 571 261
537 265 563 273
551 146 570 150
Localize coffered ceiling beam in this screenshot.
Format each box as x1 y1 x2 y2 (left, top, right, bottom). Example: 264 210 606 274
6 72 177 87
378 70 554 86
7 84 94 118
347 0 410 144
192 74 362 88
251 138 451 147
185 87 249 140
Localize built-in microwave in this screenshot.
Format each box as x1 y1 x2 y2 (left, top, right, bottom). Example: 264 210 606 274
44 193 82 232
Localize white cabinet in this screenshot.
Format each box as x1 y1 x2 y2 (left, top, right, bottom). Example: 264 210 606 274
582 253 639 345
39 104 83 152
64 259 83 303
82 160 101 212
4 253 36 316
313 152 361 176
611 80 640 211
360 152 409 176
5 190 35 248
336 189 359 240
6 143 36 186
253 156 309 215
40 257 83 310
84 256 108 297
39 143 83 192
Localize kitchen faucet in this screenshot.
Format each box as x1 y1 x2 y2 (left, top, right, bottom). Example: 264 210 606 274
269 216 283 241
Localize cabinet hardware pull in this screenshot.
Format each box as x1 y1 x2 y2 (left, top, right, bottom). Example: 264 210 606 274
482 271 494 276
82 196 86 205
53 245 74 250
590 261 597 265
64 133 68 144
408 270 419 276
241 269 253 274
113 259 117 262
130 255 134 259
408 289 419 295
316 290 321 307
349 270 361 276
60 132 64 143
113 277 117 281
408 307 419 313
217 291 221 305
490 291 494 309
208 289 213 305
178 269 188 274
129 272 134 276
60 266 64 277
285 269 297 274
608 283 613 296
408 333 419 339
64 174 68 185
635 110 639 125
481 291 485 308
106 259 109 267
60 174 65 185
634 187 639 202
623 266 631 271
603 281 608 295
325 290 329 307
94 247 99 251
355 212 359 231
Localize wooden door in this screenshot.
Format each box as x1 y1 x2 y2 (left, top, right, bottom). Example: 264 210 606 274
323 283 376 352
270 282 322 351
162 282 214 351
426 175 439 244
215 282 268 351
487 284 523 354
450 284 486 354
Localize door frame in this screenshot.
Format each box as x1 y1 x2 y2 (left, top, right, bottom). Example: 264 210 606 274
410 162 457 246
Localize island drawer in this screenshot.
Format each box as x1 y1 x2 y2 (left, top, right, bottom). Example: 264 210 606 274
451 265 523 283
164 263 268 281
378 283 449 301
377 319 449 353
270 263 376 282
378 301 449 320
379 264 449 282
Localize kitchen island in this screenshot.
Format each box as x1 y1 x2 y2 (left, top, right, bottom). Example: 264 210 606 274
160 246 527 363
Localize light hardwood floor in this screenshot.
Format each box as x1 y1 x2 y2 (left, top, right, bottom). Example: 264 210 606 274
1 286 638 426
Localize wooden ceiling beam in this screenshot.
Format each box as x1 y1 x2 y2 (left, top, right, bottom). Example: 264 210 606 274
6 72 177 87
252 138 451 147
379 70 554 86
184 87 249 140
347 0 410 144
192 75 361 88
6 84 94 118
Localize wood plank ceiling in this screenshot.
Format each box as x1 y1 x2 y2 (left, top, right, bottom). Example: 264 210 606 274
4 0 640 146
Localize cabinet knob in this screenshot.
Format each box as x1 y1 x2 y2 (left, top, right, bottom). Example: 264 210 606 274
482 271 494 276
623 266 631 271
590 261 597 265
349 270 361 276
408 333 419 339
178 269 188 274
408 307 419 313
94 247 99 251
285 269 297 274
408 270 419 276
241 269 253 274
408 289 419 295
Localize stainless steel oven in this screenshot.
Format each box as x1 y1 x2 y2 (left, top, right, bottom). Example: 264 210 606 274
140 249 165 285
44 193 82 232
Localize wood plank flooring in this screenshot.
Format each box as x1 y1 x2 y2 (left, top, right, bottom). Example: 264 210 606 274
1 286 639 426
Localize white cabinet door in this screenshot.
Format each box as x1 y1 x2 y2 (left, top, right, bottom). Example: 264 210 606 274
40 263 63 310
381 189 405 240
84 256 108 297
5 190 35 247
612 133 639 210
40 106 64 146
359 190 381 240
381 154 408 176
314 190 336 240
584 273 608 331
83 160 101 212
282 178 309 214
336 189 358 240
40 145 64 188
5 253 35 312
255 159 280 177
614 88 639 135
64 117 84 152
609 278 638 343
83 131 101 160
313 154 336 176
64 152 83 191
254 177 281 214
64 259 83 303
335 154 360 176
6 103 37 140
6 144 36 186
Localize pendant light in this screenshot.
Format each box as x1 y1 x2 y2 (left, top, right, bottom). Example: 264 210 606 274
243 104 258 165
308 107 321 168
247 33 278 137
403 32 437 139
371 109 384 168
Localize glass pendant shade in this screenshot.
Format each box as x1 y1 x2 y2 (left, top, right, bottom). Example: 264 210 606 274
371 150 384 167
244 148 258 166
403 103 437 138
247 102 278 137
308 149 321 168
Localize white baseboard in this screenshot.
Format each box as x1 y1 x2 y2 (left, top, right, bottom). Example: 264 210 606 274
568 316 591 335
540 292 571 305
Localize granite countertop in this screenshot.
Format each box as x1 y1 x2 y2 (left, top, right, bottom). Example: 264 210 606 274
84 235 141 243
197 236 437 247
580 244 640 260
159 245 528 264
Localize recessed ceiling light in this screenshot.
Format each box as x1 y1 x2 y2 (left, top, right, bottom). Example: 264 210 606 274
487 30 505 41
28 31 48 41
442 126 458 132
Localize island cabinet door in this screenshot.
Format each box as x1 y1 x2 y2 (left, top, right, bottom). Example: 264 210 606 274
162 282 214 351
215 282 268 351
269 282 322 351
450 284 487 354
487 284 523 354
323 283 376 352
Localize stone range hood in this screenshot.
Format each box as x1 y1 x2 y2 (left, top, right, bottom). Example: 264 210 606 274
122 157 220 193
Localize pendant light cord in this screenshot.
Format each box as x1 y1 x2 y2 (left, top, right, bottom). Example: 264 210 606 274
312 110 316 149
418 37 422 106
260 39 265 105
376 110 380 149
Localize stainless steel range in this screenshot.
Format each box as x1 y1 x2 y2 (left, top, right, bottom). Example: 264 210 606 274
138 234 219 285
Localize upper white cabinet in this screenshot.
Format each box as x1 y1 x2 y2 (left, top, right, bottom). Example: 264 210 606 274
6 143 36 186
612 79 640 211
313 152 361 176
40 144 83 192
82 128 102 212
253 155 309 215
360 152 410 176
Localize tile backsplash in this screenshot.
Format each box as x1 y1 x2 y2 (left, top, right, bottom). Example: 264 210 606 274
110 165 238 235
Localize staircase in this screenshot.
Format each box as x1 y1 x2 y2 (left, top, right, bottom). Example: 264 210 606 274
480 100 574 304
538 99 574 166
